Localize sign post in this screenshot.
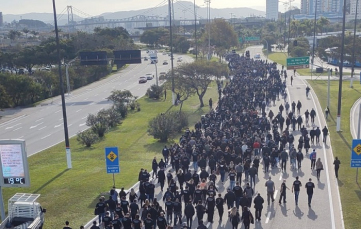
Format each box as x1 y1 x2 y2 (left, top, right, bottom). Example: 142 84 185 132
286 56 310 70
105 147 120 186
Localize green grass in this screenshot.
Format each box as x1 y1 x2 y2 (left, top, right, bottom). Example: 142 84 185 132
308 80 361 229
268 52 351 76
2 85 219 229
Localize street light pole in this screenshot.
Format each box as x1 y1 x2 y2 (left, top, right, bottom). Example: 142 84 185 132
205 0 211 60
52 0 72 169
168 0 175 105
311 0 318 80
65 58 77 95
154 62 158 86
194 0 198 60
350 0 359 88
336 0 348 132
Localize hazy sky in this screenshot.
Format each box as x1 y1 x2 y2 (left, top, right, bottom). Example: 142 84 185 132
1 0 299 15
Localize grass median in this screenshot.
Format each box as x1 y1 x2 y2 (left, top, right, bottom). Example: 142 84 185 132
268 52 351 76
308 80 361 228
2 84 219 229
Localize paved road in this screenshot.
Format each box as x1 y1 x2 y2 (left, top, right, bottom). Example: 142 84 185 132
351 97 361 138
0 52 192 156
83 46 344 229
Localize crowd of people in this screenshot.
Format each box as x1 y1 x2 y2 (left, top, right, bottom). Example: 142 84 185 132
88 53 340 229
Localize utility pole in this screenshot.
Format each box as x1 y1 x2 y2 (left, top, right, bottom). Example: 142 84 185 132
53 0 72 169
336 0 348 132
351 0 359 88
168 0 175 105
194 0 198 60
205 0 211 60
311 0 318 80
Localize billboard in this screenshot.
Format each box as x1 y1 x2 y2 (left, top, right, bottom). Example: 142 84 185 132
0 140 30 187
80 51 108 65
113 50 141 65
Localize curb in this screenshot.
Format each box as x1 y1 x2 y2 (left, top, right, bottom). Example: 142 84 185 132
350 97 361 138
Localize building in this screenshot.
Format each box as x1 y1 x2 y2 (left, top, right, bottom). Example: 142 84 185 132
266 0 279 20
348 0 361 19
0 12 3 27
301 0 309 14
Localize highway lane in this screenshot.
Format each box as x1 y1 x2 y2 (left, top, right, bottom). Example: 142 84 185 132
0 52 192 156
248 45 343 229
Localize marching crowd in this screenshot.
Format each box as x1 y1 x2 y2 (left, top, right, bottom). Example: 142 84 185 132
88 53 341 229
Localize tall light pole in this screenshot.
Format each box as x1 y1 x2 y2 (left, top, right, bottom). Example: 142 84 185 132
168 0 175 105
194 0 198 60
311 0 318 80
336 0 348 132
287 0 294 56
52 0 72 169
350 0 359 88
205 0 211 60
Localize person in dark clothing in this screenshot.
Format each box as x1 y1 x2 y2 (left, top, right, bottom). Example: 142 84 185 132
184 201 195 228
129 200 139 220
253 193 264 221
95 198 106 224
241 206 253 229
157 212 168 229
162 146 169 165
131 214 142 229
305 178 315 207
106 196 116 219
157 168 166 191
152 157 158 178
205 193 215 223
279 179 290 204
334 157 341 178
165 197 173 225
209 98 213 109
197 220 207 229
195 200 206 223
143 214 154 229
229 207 240 229
315 127 321 144
322 126 329 144
90 221 100 229
224 188 236 209
121 213 132 229
216 193 224 221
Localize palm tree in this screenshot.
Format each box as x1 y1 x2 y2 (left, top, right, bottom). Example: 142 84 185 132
317 17 330 35
8 30 21 43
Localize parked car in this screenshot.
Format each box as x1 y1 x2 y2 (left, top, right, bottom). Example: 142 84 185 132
163 61 168 65
144 57 148 61
254 53 261 59
139 76 147 83
146 73 153 80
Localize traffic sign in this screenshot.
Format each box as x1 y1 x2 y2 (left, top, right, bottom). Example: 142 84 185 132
245 36 260 42
105 147 119 173
238 37 243 43
351 139 361 167
287 56 310 70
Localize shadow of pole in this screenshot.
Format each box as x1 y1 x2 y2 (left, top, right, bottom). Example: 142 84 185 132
33 169 70 193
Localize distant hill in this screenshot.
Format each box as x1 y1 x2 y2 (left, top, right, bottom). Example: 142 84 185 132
3 1 265 26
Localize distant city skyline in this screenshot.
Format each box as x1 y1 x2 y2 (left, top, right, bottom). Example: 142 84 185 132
2 0 300 15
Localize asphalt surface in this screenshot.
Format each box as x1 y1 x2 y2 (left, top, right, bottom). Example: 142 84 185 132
82 46 344 229
0 52 192 156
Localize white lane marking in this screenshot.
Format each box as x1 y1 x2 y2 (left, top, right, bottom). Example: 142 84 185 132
35 118 44 122
68 124 73 127
265 212 271 224
5 123 21 129
55 110 61 113
94 94 98 96
18 136 24 139
76 109 82 113
54 124 62 128
59 118 63 121
273 190 278 200
81 116 87 120
38 126 47 131
13 127 22 131
0 115 27 127
89 102 95 105
30 122 44 129
308 82 336 229
40 134 51 140
70 103 75 106
79 123 86 127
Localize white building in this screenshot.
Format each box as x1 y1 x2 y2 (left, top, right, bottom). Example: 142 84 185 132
348 0 361 19
266 0 279 20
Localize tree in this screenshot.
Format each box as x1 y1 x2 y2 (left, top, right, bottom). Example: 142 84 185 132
8 30 21 42
22 28 30 39
0 84 10 109
146 85 164 100
140 28 168 46
172 61 228 107
77 129 99 147
317 17 330 35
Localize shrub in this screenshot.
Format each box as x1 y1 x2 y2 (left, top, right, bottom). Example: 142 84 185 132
103 107 122 128
76 129 99 147
86 111 109 137
148 111 188 142
114 103 128 118
146 85 164 99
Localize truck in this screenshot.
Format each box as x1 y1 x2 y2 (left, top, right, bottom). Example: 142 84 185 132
0 193 46 229
148 51 158 64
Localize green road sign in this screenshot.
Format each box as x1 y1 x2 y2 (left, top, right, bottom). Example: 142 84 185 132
238 37 243 43
286 56 310 70
245 36 260 41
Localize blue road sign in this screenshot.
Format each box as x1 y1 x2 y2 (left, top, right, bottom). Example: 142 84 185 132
105 147 120 173
351 139 361 167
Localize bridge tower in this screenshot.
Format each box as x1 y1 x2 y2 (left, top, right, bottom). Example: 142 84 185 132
67 6 75 32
